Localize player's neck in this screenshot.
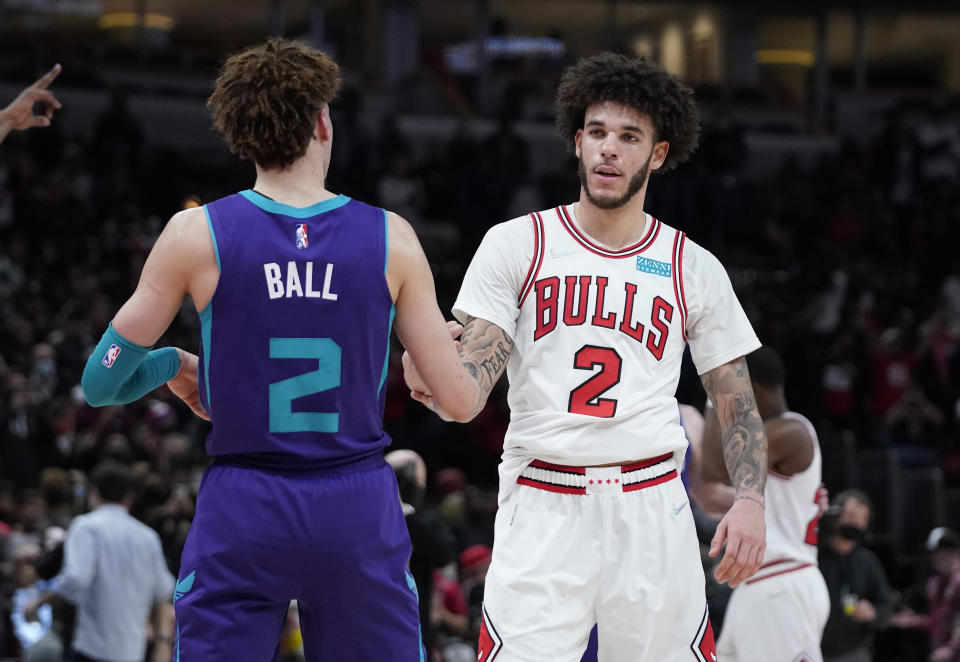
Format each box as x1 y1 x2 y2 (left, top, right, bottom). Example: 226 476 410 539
253 155 336 207
573 191 649 251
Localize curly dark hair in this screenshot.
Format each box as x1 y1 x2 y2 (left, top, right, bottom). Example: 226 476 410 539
555 52 700 173
207 38 341 170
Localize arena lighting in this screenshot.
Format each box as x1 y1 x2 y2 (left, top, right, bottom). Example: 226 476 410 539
98 11 175 30
755 49 815 66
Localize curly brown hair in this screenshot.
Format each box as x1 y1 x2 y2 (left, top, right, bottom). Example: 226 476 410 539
555 52 700 173
207 38 341 170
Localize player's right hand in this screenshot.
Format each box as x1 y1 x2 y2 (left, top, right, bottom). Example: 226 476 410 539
710 495 766 588
167 348 210 420
403 320 463 419
1 63 62 130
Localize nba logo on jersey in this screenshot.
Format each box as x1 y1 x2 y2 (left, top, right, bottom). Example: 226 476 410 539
102 344 121 368
295 224 309 249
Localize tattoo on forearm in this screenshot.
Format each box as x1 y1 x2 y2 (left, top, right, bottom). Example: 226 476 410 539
701 357 767 500
459 317 514 413
479 342 511 382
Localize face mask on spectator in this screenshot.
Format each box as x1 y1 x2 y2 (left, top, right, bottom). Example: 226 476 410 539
838 525 866 542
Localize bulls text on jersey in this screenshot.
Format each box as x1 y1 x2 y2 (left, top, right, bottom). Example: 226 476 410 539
532 274 673 361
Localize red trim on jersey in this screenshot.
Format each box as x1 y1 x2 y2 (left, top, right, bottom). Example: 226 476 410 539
620 452 674 473
757 558 792 570
518 212 545 308
528 459 587 475
671 230 688 340
746 562 814 585
622 469 677 492
557 205 660 258
516 477 587 495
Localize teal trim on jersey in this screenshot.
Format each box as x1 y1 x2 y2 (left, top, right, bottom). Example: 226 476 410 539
199 304 213 407
239 190 351 218
202 205 221 271
382 208 389 275
378 306 396 397
405 569 426 662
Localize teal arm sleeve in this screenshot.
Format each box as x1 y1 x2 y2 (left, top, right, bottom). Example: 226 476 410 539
81 323 181 407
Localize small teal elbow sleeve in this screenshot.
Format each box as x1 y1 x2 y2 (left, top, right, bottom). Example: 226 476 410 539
81 324 181 407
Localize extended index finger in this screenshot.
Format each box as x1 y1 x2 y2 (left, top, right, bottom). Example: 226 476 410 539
32 63 62 90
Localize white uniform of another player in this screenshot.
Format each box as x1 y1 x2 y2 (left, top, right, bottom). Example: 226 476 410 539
453 204 760 662
717 411 830 662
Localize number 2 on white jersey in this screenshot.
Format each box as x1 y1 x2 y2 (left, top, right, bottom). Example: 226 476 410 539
567 345 622 418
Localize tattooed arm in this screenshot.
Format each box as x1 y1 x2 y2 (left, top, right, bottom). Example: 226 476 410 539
402 315 513 422
699 356 768 587
700 356 767 504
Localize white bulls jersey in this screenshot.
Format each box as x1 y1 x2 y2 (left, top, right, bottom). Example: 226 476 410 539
454 203 760 503
762 411 823 567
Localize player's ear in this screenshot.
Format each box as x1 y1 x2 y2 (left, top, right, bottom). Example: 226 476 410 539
315 104 332 142
650 140 669 172
574 128 583 159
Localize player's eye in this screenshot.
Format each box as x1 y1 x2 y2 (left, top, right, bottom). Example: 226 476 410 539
590 129 605 138
624 134 639 142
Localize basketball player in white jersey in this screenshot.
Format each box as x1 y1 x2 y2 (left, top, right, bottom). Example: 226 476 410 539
703 346 830 662
403 53 768 661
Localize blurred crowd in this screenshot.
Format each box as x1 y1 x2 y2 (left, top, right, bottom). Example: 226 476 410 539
0 73 958 661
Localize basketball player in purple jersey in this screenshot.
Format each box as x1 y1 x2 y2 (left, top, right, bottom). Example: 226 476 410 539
80 39 480 661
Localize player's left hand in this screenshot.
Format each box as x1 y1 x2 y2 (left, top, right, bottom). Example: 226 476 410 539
710 495 765 588
167 348 210 420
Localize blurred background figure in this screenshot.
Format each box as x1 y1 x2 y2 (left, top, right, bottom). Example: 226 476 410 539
820 491 893 662
23 461 175 662
889 528 960 662
387 449 459 661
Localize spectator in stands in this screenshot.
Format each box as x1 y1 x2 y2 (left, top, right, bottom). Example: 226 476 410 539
0 64 61 144
924 527 960 662
23 460 175 662
890 528 960 662
386 449 459 658
458 544 491 640
820 490 893 662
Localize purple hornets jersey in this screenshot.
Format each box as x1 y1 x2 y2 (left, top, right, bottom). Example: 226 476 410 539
197 190 394 468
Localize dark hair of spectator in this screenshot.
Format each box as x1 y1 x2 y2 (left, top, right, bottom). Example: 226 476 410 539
207 38 342 170
39 467 71 509
746 346 786 388
91 460 131 503
554 52 700 172
835 489 872 514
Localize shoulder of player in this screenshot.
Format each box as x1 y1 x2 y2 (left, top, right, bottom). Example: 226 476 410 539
150 207 217 272
159 206 211 249
766 415 815 450
767 415 817 474
677 234 724 273
485 213 536 243
384 210 419 249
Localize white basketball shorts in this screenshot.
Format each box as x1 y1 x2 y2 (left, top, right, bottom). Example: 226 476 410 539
478 453 717 662
717 561 830 662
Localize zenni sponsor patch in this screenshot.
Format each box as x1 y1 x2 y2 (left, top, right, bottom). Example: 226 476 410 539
635 256 672 277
